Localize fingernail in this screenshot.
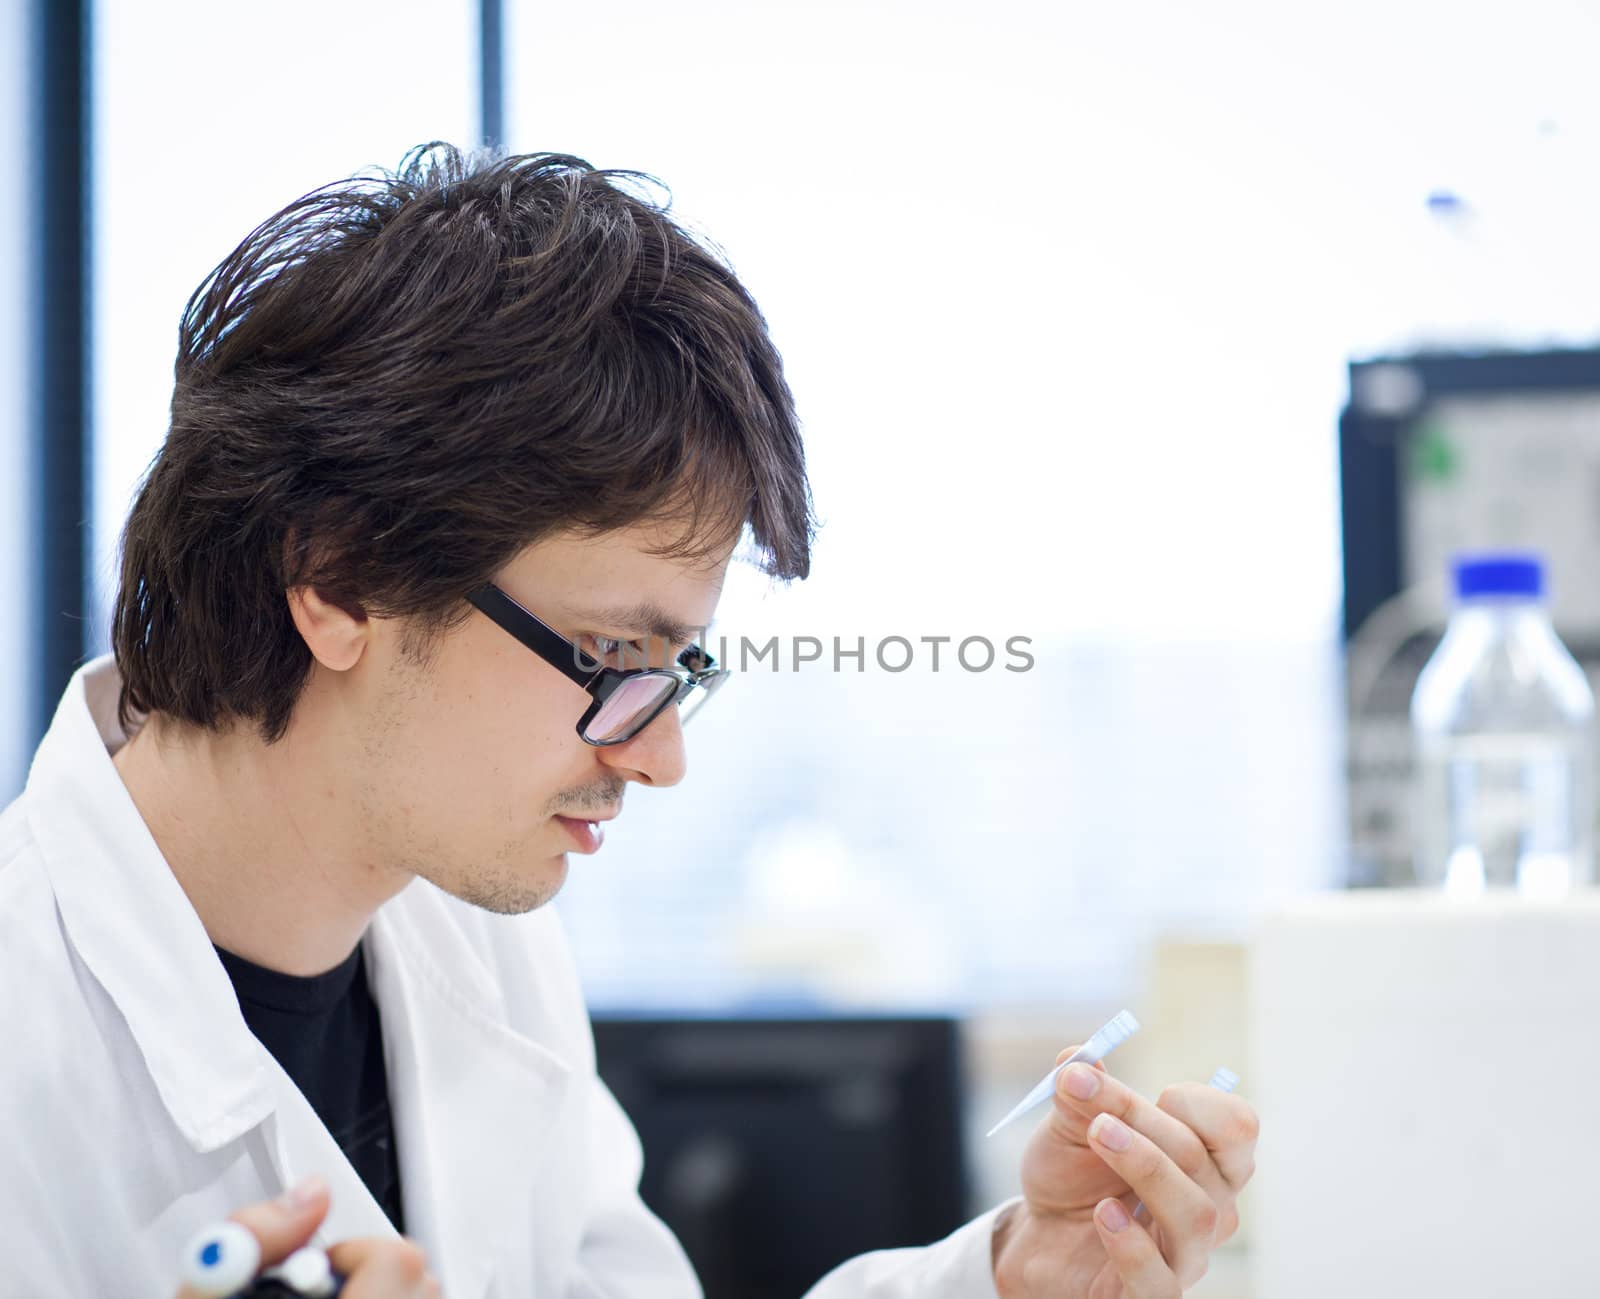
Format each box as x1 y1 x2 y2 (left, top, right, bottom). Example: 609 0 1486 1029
1089 1113 1132 1152
1098 1198 1132 1233
277 1174 327 1211
1060 1063 1100 1100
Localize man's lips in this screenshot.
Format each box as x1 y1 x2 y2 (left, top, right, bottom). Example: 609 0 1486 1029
552 810 619 854
556 808 619 824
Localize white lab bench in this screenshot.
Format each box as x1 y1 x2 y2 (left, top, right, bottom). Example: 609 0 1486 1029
1250 889 1600 1298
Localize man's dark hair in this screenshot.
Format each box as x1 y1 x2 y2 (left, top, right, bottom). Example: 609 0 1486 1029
113 142 813 742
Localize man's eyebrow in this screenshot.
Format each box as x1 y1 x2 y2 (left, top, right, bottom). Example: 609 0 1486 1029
565 602 707 646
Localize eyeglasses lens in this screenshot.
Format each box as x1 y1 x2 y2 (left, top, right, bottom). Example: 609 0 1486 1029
583 673 680 744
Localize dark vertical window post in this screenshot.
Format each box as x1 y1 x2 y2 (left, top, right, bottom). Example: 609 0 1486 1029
481 0 504 148
27 0 91 746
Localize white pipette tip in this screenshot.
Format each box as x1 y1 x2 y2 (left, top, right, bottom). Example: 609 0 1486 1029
985 1009 1142 1138
1084 1009 1140 1062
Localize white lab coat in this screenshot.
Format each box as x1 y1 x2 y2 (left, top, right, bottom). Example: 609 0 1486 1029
0 659 1008 1299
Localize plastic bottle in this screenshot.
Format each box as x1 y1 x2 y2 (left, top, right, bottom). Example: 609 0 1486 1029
1410 553 1596 897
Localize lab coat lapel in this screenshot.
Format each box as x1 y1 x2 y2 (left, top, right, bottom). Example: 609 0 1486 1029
262 1047 402 1246
365 883 573 1299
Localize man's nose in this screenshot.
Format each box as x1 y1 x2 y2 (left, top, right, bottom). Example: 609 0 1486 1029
599 702 687 788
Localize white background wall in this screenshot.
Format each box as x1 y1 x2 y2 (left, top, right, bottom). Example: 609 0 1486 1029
501 0 1600 1012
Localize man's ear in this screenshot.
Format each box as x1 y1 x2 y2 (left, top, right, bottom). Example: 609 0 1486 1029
286 586 369 672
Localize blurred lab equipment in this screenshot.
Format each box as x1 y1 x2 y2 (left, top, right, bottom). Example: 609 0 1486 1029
1411 552 1595 895
1250 890 1600 1298
592 1015 968 1299
1340 348 1600 886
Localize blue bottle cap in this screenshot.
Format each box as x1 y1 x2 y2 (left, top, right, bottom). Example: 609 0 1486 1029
1451 552 1545 600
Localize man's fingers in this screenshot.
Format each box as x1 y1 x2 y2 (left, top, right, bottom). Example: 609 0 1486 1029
173 1179 330 1299
1156 1081 1260 1192
227 1180 332 1265
326 1236 442 1299
169 1178 442 1299
1086 1112 1218 1286
1091 1197 1181 1299
1052 1064 1222 1203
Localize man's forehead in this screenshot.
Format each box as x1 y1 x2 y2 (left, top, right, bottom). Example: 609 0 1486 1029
505 523 733 635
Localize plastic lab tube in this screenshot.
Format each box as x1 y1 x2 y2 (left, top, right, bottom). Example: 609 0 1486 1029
259 1248 344 1297
180 1221 344 1298
181 1222 261 1296
985 1010 1142 1138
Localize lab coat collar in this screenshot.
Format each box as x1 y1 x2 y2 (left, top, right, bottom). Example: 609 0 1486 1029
27 659 574 1299
25 657 278 1153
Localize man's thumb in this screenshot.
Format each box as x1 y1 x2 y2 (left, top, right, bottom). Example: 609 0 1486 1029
253 1175 332 1260
175 1176 330 1298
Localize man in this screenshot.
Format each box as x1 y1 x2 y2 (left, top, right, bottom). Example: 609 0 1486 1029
0 144 1257 1299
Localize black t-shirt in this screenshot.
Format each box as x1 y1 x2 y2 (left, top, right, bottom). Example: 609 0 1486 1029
213 938 407 1234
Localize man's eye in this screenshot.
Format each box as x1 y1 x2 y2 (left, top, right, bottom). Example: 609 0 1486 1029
580 634 652 669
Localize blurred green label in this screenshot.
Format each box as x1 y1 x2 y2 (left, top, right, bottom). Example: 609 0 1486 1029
1408 418 1459 484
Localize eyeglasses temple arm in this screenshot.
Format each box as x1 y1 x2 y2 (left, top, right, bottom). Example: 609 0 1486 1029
467 585 601 688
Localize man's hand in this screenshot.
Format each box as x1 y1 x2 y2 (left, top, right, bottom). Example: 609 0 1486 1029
991 1049 1259 1299
174 1177 442 1299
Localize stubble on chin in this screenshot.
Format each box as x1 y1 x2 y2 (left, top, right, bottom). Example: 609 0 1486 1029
452 868 563 916
405 834 568 917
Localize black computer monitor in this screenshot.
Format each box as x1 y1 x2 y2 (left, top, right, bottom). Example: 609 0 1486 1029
591 1014 970 1299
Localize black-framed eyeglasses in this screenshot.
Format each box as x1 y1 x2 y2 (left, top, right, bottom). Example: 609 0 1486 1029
466 584 728 746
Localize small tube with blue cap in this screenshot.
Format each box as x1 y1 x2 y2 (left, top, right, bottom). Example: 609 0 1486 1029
180 1220 345 1298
